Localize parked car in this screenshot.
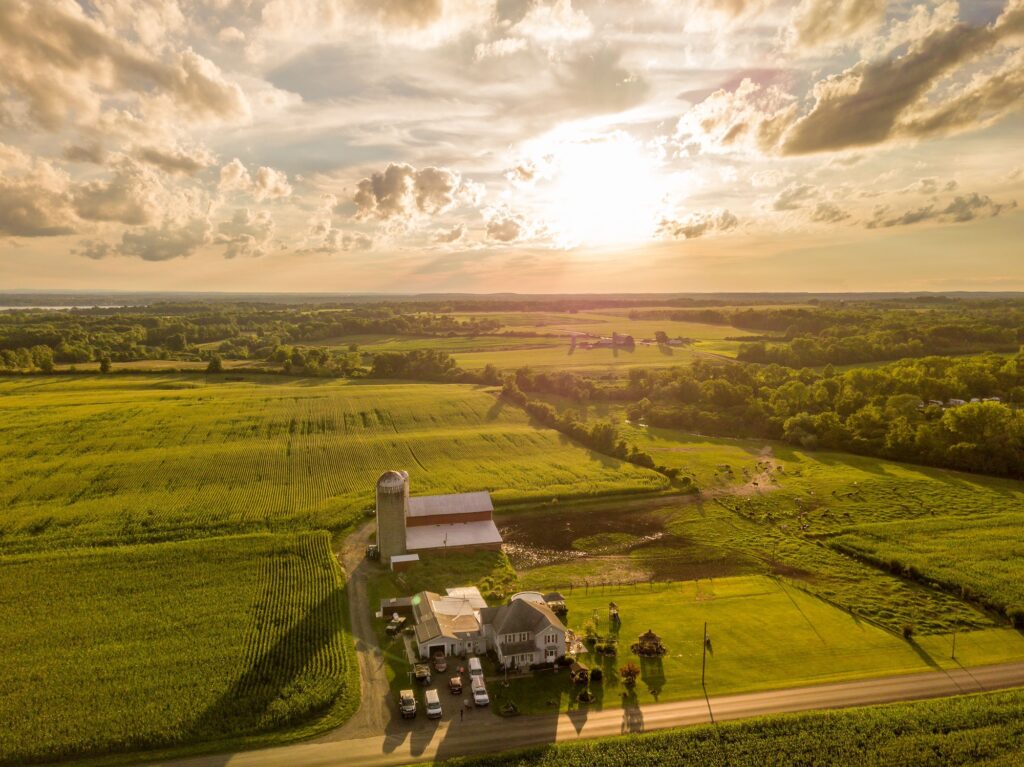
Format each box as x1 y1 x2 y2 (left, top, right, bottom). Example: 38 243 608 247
471 678 489 706
425 688 442 719
448 676 463 695
468 656 483 679
433 653 447 673
398 689 416 719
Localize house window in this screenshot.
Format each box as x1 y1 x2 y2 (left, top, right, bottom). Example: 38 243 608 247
545 633 557 644
518 632 529 642
546 648 556 658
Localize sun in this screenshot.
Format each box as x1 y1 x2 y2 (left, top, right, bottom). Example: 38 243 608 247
522 130 672 249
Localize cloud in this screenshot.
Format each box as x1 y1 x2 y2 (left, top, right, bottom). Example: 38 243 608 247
658 209 739 240
302 192 373 252
0 144 76 237
897 48 1024 141
554 45 649 114
72 160 162 225
772 183 818 211
0 0 250 131
485 209 528 242
353 162 472 222
810 201 851 223
134 144 216 175
789 0 887 52
781 5 1024 155
219 158 293 201
117 217 212 260
866 192 1016 228
475 37 529 60
215 208 275 258
676 78 797 155
513 0 592 45
63 143 107 165
74 239 114 260
433 223 466 243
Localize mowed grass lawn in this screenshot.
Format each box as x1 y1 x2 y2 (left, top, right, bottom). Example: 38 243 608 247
0 375 665 551
497 576 1024 714
0 532 356 766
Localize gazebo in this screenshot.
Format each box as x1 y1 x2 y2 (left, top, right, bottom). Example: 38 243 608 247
631 628 667 657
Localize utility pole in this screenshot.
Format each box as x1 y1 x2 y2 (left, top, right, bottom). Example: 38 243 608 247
701 621 708 688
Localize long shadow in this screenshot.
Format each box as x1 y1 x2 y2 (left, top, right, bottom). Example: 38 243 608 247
185 588 348 759
621 688 644 733
906 637 941 670
640 656 666 702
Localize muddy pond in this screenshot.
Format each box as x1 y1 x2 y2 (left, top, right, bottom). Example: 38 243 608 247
497 506 750 582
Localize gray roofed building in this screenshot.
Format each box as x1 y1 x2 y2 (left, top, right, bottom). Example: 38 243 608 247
407 491 493 518
486 597 563 637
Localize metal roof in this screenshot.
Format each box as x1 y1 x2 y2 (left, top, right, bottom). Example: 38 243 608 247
405 520 503 550
407 491 493 518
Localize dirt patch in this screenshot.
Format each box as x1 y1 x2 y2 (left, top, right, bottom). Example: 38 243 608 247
499 507 750 582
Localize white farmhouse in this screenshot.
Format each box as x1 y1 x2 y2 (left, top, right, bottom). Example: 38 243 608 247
408 587 567 668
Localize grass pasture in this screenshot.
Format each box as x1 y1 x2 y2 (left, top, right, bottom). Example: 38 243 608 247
0 375 666 552
495 576 1024 715
0 532 356 766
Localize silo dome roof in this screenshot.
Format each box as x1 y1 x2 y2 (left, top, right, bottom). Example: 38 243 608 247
377 470 407 488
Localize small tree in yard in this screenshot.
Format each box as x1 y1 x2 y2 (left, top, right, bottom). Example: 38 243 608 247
206 354 224 374
620 662 640 687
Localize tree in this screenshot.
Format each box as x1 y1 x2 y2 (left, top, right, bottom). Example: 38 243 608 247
99 356 112 374
206 354 224 374
655 330 669 345
619 662 640 686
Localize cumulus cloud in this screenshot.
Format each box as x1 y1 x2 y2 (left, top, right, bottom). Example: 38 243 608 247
433 223 466 243
676 78 797 155
353 163 473 222
0 144 76 237
215 208 275 258
0 0 249 130
866 192 1016 228
772 183 817 211
485 209 529 242
781 5 1024 154
117 217 212 260
789 0 887 52
810 201 851 223
658 209 739 240
219 158 293 201
303 192 373 253
135 144 216 175
73 160 162 225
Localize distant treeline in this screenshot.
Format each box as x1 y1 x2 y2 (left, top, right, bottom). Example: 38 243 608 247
511 353 1024 480
631 303 1024 366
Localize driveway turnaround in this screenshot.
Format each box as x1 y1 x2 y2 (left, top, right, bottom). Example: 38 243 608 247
151 660 1024 767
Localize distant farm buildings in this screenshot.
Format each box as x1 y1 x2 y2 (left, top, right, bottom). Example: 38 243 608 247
375 471 503 568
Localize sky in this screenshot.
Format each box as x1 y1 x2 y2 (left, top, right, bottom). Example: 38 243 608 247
1 0 1023 294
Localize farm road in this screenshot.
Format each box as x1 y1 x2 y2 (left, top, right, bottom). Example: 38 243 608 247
151 660 1024 767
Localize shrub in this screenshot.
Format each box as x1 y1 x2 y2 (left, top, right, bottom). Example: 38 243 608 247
590 668 603 683
901 622 915 639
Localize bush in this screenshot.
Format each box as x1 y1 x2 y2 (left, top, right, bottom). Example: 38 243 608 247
590 668 603 683
901 622 915 639
1007 605 1024 628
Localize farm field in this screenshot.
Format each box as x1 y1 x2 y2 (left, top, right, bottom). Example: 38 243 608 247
618 423 1024 627
493 576 1024 715
452 342 710 372
437 687 1024 767
0 532 356 766
0 375 666 552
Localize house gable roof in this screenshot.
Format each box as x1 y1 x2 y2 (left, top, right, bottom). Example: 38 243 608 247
484 598 565 637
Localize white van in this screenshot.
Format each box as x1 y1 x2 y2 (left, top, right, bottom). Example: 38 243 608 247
471 677 489 706
425 688 442 719
468 656 483 679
